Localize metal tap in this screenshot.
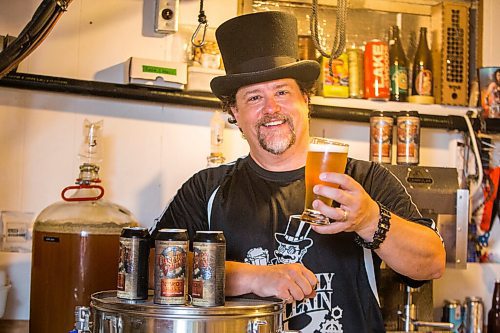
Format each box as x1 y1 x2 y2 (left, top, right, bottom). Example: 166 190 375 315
70 306 91 333
398 285 454 332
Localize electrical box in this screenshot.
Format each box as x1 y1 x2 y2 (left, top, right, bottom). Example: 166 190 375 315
431 1 470 106
154 0 179 34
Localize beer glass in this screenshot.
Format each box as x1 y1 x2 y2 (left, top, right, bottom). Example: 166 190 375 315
301 137 349 225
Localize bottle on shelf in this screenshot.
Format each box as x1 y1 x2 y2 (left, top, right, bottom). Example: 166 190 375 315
347 39 364 99
207 110 226 167
488 280 500 333
409 27 434 104
389 25 408 102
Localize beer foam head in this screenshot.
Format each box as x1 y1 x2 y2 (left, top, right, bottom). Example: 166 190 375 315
308 142 349 153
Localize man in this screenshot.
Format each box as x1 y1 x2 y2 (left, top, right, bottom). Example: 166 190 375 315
152 11 445 332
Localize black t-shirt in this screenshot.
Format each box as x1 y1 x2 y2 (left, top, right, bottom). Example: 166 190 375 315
153 156 435 333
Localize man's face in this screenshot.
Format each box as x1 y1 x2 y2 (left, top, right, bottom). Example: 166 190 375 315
232 78 310 156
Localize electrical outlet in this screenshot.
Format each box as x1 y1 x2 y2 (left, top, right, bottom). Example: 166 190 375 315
154 0 179 34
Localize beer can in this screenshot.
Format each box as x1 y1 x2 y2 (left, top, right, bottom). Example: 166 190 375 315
347 46 364 98
396 111 420 165
117 227 150 300
370 110 393 164
442 299 463 333
192 231 226 307
364 39 390 100
154 228 189 305
318 54 349 98
464 296 484 333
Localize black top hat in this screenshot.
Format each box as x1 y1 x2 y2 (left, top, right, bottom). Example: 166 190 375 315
210 11 320 99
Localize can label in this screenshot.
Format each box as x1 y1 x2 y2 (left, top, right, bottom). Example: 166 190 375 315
397 116 420 165
464 298 484 333
192 241 225 307
364 40 390 100
347 47 364 98
117 228 150 300
319 54 349 98
154 240 188 305
370 115 393 164
442 301 463 333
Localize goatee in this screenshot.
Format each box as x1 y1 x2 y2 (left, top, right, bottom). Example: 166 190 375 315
256 114 296 155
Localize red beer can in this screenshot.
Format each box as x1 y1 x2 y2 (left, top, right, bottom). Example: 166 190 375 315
364 39 390 100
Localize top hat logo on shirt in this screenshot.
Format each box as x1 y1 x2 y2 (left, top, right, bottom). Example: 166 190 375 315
274 215 313 264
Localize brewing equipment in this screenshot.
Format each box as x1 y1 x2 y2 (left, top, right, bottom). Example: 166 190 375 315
385 165 469 268
91 291 286 333
380 165 469 331
29 120 138 333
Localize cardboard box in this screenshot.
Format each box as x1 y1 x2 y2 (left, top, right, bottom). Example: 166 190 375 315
186 66 225 93
125 57 187 90
431 1 470 106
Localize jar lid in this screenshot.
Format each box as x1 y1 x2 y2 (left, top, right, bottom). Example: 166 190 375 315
397 110 419 117
408 95 434 104
370 110 392 117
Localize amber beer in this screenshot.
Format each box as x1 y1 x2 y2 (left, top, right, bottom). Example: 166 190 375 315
302 137 349 225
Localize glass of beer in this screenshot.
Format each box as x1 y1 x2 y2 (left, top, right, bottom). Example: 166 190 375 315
301 137 349 225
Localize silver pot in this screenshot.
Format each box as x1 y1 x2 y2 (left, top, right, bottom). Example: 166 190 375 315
91 291 293 333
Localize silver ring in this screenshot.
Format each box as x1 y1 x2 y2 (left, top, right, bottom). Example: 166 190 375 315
340 209 348 222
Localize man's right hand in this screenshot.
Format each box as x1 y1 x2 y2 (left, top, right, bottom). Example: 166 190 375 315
225 261 317 303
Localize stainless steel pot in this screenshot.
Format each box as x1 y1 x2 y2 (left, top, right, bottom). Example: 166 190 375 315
91 291 290 333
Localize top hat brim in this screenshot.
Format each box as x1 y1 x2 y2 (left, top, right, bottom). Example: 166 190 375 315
210 60 320 99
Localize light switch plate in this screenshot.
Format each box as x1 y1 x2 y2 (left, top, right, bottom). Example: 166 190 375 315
154 0 179 34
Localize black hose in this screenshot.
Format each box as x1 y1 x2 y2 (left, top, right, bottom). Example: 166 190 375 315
0 0 72 78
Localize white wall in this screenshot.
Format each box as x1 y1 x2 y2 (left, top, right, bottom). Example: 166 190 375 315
0 0 498 322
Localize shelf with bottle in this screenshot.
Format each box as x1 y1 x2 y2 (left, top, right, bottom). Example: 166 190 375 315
311 96 472 117
2 71 499 133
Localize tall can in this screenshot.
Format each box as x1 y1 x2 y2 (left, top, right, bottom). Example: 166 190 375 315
396 111 420 165
442 299 463 333
192 231 226 307
117 227 150 300
370 110 393 164
347 46 364 98
464 297 484 333
154 228 189 305
364 39 390 100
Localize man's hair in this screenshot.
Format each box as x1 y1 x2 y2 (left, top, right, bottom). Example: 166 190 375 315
219 80 316 124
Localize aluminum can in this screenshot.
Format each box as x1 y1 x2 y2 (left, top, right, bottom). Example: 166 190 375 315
347 46 364 98
192 231 226 307
464 296 484 333
154 228 189 305
117 227 150 300
364 39 390 100
442 299 463 333
370 110 393 164
396 111 420 165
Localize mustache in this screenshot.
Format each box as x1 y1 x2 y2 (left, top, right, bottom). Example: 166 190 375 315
256 113 294 129
278 254 295 260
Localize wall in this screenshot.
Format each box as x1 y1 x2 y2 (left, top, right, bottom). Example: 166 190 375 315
0 0 498 323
